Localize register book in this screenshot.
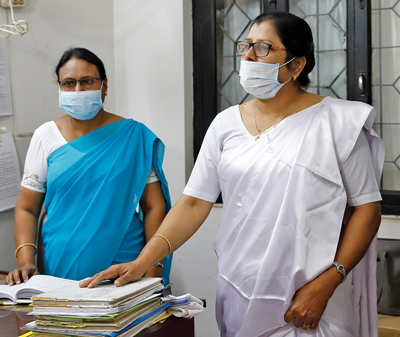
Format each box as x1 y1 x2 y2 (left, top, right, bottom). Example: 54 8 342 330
0 275 77 305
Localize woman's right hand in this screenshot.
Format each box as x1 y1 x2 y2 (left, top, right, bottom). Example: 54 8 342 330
79 261 144 289
6 264 39 285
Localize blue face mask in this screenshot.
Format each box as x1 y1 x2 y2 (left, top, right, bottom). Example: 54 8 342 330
59 83 104 120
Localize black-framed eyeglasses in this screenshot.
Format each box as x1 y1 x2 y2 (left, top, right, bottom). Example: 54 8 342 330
59 76 102 91
235 41 286 57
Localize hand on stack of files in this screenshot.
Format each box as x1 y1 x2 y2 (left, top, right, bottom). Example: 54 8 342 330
22 277 172 336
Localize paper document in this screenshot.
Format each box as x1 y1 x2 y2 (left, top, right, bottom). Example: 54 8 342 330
32 277 163 307
0 133 21 212
23 304 170 337
0 275 77 304
32 292 163 316
0 41 12 116
34 300 162 332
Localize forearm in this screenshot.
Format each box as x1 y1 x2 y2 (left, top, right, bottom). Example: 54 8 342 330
137 195 213 274
143 207 165 244
14 209 38 267
284 202 382 328
80 194 213 288
334 201 381 273
313 202 381 291
143 205 166 276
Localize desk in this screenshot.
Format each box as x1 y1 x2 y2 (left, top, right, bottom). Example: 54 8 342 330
0 306 195 337
378 314 400 337
0 307 32 337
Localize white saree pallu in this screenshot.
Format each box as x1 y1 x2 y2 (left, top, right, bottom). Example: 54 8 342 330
184 97 384 337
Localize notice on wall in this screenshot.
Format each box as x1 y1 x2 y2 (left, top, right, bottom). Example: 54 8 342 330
0 41 12 116
0 133 21 212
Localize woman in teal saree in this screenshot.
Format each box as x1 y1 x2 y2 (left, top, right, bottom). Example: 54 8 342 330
7 48 172 284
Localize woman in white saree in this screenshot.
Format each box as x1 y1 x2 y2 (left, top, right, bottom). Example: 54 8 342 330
81 11 384 337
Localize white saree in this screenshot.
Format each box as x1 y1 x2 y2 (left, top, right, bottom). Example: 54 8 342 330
183 97 384 337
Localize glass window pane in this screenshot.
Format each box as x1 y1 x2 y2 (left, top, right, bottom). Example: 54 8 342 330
289 0 347 99
216 0 261 112
372 1 400 190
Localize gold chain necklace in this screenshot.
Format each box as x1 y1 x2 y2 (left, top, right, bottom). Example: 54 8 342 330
253 90 304 141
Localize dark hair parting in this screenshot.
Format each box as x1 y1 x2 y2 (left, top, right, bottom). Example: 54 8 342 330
252 11 315 87
55 47 107 82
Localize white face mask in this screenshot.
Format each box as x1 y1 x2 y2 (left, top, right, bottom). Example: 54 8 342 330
239 57 295 99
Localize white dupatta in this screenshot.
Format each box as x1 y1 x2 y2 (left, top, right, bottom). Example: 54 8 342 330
212 97 383 337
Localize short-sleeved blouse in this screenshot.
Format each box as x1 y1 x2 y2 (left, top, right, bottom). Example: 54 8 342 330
21 121 159 193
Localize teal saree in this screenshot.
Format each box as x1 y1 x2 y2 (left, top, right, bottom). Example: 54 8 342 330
42 119 172 283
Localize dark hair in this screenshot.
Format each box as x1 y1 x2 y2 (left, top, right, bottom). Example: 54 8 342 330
252 12 315 87
55 47 107 82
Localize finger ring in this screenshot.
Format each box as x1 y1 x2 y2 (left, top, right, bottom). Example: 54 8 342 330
302 324 311 329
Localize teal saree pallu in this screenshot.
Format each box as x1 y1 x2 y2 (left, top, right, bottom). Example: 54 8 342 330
42 119 172 282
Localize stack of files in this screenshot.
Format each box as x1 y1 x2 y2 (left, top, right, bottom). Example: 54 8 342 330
22 277 172 336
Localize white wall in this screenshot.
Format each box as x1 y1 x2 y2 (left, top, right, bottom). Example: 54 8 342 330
0 1 221 334
4 2 398 336
0 0 115 271
113 1 221 336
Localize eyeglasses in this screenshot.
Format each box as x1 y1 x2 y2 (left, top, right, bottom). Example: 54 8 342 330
235 41 286 57
59 76 102 91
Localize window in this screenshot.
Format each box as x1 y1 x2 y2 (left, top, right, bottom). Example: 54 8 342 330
371 1 400 214
192 0 400 214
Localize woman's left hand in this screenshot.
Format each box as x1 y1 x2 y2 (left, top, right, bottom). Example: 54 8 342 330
284 267 341 330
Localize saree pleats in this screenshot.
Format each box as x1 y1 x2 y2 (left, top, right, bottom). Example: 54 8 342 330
214 98 383 337
42 119 172 282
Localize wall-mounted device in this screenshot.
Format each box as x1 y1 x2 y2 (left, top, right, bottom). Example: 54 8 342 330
0 0 29 37
0 0 28 8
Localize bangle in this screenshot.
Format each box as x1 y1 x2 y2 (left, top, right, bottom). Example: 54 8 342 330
153 262 164 268
153 234 171 255
15 243 37 259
